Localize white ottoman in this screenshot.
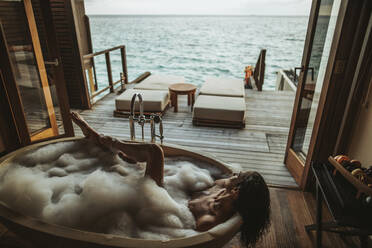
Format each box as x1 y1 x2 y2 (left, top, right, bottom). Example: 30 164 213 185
134 74 185 91
199 77 245 98
192 95 246 128
115 89 169 113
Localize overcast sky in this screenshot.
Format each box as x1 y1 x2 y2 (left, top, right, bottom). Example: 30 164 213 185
85 0 312 16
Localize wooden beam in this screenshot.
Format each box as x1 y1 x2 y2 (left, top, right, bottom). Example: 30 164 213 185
83 45 125 59
84 14 98 91
253 49 266 91
105 52 114 93
39 0 74 138
69 0 91 109
121 46 128 84
130 71 151 84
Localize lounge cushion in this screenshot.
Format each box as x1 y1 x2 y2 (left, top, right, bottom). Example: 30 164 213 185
192 95 246 122
134 74 185 91
115 89 169 112
199 77 245 97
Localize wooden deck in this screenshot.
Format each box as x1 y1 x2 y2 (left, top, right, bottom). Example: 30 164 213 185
73 89 298 187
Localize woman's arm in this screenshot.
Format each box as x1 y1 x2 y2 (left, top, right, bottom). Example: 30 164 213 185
196 215 217 232
111 139 164 187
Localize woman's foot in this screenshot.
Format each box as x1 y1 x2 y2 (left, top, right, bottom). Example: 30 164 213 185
118 151 137 164
70 112 100 142
71 112 138 164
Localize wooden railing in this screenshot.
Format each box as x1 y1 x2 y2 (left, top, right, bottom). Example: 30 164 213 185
276 69 297 91
83 45 128 101
253 49 266 91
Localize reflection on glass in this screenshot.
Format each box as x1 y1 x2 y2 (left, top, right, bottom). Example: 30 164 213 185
1 0 51 135
292 0 341 158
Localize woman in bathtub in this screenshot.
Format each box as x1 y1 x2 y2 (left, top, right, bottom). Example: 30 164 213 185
71 112 270 248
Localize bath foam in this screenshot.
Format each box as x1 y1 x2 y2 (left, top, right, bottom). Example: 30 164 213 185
0 140 224 240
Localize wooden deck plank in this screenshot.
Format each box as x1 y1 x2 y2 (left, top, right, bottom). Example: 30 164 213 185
73 89 298 187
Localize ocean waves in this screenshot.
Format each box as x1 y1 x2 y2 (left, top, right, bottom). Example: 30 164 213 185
89 15 308 89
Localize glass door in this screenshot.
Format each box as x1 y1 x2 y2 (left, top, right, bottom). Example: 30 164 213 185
285 0 341 185
0 0 58 142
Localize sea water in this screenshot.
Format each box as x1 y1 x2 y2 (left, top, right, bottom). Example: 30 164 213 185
88 15 308 90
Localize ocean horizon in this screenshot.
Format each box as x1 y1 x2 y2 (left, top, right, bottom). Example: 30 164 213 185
89 14 308 17
88 15 308 90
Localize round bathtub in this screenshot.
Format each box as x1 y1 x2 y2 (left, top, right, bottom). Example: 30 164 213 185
0 137 242 248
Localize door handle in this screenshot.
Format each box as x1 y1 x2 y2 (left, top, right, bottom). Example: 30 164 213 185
294 66 314 82
44 58 59 67
308 67 314 81
294 67 303 82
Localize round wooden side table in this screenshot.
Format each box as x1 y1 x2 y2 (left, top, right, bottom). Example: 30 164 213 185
168 83 197 112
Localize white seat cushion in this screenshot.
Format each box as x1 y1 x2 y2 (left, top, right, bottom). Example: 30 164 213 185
134 74 185 91
193 95 246 122
199 77 245 97
116 89 169 112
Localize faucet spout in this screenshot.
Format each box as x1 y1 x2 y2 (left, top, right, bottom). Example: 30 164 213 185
130 93 138 117
130 93 145 141
150 117 155 143
137 94 145 140
152 115 164 144
158 117 164 144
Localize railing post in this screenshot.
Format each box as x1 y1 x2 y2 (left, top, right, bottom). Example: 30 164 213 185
259 49 266 91
105 52 114 93
84 15 98 91
120 46 128 84
120 72 125 92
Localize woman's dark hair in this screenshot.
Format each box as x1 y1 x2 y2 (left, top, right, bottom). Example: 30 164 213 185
233 172 271 248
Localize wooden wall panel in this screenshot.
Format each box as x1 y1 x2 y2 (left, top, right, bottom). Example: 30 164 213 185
0 1 30 46
0 134 4 153
69 0 90 107
31 0 49 64
30 0 90 109
71 0 90 56
1 0 89 109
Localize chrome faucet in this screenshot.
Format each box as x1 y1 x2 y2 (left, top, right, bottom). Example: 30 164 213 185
129 93 164 144
129 93 144 141
150 115 164 144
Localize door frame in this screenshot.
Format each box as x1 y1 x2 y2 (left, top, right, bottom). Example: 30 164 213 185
285 0 372 190
0 0 74 153
284 0 324 185
23 0 59 141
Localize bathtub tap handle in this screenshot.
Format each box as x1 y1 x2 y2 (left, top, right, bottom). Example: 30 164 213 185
139 119 145 141
159 117 164 144
138 94 145 141
151 115 164 144
130 93 144 141
150 117 156 143
129 115 135 141
129 94 163 143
